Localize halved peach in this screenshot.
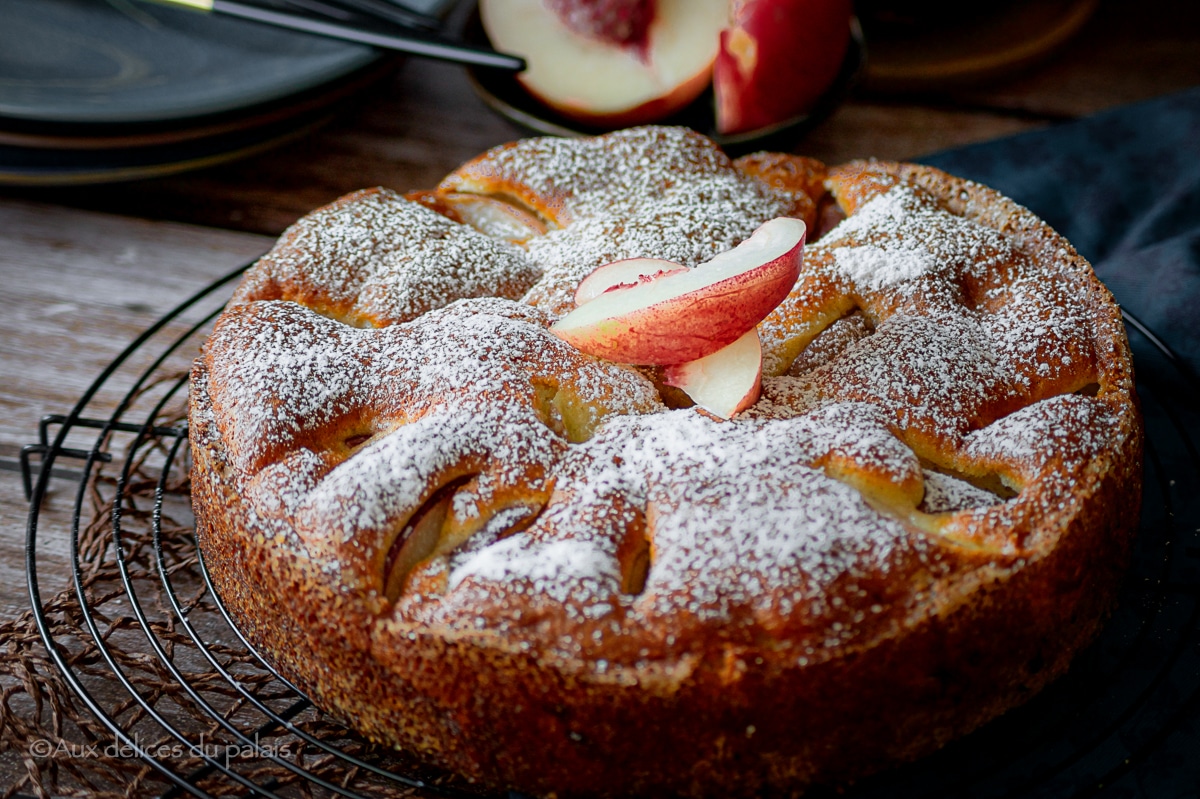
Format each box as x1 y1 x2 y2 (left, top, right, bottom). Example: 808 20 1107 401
481 0 729 128
714 0 852 135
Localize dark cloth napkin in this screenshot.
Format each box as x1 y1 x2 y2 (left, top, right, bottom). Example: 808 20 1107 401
921 87 1200 379
920 90 1200 799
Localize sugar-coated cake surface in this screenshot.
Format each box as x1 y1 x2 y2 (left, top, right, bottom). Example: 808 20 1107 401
190 127 1142 797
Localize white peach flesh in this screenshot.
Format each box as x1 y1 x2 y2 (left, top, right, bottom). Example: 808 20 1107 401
664 328 763 419
480 0 728 127
574 257 688 306
550 217 806 365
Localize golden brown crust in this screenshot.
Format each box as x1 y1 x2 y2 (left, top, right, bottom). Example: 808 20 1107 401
230 187 542 328
190 128 1142 797
733 151 827 232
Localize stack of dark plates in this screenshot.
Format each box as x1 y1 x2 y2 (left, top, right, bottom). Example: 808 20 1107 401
0 0 393 185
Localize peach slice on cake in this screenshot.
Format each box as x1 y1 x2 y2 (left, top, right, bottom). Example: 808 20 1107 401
663 328 763 418
480 0 729 127
572 256 760 418
550 216 805 366
552 217 804 417
573 257 688 306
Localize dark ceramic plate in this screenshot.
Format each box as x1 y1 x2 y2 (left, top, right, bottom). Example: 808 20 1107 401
0 107 330 186
464 13 865 156
0 0 379 125
0 55 397 186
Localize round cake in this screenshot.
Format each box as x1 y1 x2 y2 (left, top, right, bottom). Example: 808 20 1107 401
189 126 1142 797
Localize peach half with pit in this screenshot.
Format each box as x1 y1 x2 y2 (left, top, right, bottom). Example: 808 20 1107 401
481 0 853 135
480 0 729 127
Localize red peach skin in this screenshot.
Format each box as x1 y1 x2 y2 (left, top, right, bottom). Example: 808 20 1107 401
550 217 805 365
714 0 852 135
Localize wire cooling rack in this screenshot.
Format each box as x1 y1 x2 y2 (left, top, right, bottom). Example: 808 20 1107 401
20 264 1200 798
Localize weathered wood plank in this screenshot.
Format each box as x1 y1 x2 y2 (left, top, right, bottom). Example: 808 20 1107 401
0 199 271 618
0 200 270 449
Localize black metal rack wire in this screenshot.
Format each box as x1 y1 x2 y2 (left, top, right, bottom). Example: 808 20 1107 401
21 264 1200 798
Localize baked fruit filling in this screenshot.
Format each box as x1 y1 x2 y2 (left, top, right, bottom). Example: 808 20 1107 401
190 126 1141 798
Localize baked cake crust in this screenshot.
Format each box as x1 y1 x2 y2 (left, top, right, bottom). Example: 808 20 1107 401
189 127 1141 797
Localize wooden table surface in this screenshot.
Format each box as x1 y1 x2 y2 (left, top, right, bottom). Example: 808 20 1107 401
0 0 1197 791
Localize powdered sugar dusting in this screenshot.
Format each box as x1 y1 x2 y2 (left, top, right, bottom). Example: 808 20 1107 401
833 243 937 291
232 189 542 326
819 184 1017 300
194 132 1138 666
962 393 1120 478
443 127 795 315
920 470 1004 514
450 536 620 598
436 407 928 642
